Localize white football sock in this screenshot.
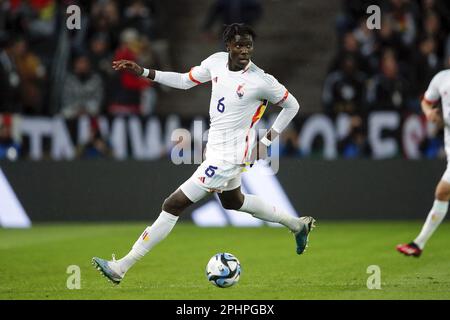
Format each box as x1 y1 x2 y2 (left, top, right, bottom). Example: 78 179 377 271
116 211 179 275
238 194 300 232
414 200 448 250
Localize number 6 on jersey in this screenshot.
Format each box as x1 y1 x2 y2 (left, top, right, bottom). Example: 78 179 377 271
217 97 225 113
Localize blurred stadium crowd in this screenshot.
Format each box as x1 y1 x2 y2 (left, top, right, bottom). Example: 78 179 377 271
0 0 449 160
320 0 450 158
0 0 168 117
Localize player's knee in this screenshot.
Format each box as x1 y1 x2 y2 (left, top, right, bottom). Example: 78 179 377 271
435 181 450 201
162 196 183 215
435 189 450 201
220 198 244 211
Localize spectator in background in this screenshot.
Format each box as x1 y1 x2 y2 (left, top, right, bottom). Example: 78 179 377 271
88 32 113 79
8 0 58 67
87 32 113 114
88 0 121 51
123 0 159 40
0 35 22 113
353 19 376 59
335 0 381 35
416 0 450 25
108 28 154 116
373 15 409 66
123 0 171 79
383 0 416 47
322 55 368 158
323 55 367 116
139 36 160 115
338 116 370 158
0 1 9 40
279 125 300 157
202 0 263 45
77 118 112 159
0 116 20 161
420 11 446 59
366 49 410 112
14 35 46 115
61 53 103 119
328 32 371 75
413 36 441 95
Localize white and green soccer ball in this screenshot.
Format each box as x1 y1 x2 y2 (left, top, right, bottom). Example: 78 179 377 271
206 252 241 288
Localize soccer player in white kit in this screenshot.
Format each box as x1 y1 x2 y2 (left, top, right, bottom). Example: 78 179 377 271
92 24 316 284
397 69 450 257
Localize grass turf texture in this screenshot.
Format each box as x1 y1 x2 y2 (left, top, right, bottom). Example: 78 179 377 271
1 222 449 300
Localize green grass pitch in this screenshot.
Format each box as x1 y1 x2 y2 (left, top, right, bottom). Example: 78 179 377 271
1 221 449 299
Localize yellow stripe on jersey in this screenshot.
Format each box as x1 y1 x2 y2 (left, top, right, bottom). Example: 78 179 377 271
251 100 269 127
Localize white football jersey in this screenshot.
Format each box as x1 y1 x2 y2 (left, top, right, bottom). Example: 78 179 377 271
424 69 450 159
188 52 289 164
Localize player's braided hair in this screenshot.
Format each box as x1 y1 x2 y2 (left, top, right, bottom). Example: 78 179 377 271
222 23 256 44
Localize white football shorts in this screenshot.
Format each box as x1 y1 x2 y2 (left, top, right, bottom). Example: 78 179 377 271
179 159 244 203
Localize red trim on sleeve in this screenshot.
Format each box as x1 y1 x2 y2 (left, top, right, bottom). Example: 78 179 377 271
275 90 289 105
423 97 438 105
189 68 202 85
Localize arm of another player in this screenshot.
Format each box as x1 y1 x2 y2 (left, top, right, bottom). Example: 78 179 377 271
422 71 443 126
112 59 210 90
421 98 442 125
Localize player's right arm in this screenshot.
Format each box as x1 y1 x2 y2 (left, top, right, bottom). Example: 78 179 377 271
112 56 212 90
422 71 443 124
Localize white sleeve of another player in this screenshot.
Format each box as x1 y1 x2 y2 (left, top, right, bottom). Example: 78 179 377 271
262 74 300 133
154 56 212 90
424 72 442 103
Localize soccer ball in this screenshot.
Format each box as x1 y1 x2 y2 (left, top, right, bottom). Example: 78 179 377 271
206 252 241 288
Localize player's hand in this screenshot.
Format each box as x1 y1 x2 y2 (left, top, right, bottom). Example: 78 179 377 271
112 60 143 76
425 108 443 125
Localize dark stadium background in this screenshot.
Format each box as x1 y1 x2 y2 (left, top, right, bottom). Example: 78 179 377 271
1 0 450 223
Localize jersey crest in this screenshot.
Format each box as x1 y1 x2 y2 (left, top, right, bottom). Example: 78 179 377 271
236 84 245 99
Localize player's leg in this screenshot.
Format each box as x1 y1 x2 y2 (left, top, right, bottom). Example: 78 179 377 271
397 178 450 257
218 185 316 254
413 180 449 249
219 186 300 231
114 189 194 268
93 178 209 283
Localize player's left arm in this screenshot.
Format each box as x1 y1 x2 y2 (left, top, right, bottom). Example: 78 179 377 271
264 93 300 144
251 87 299 162
260 75 300 148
